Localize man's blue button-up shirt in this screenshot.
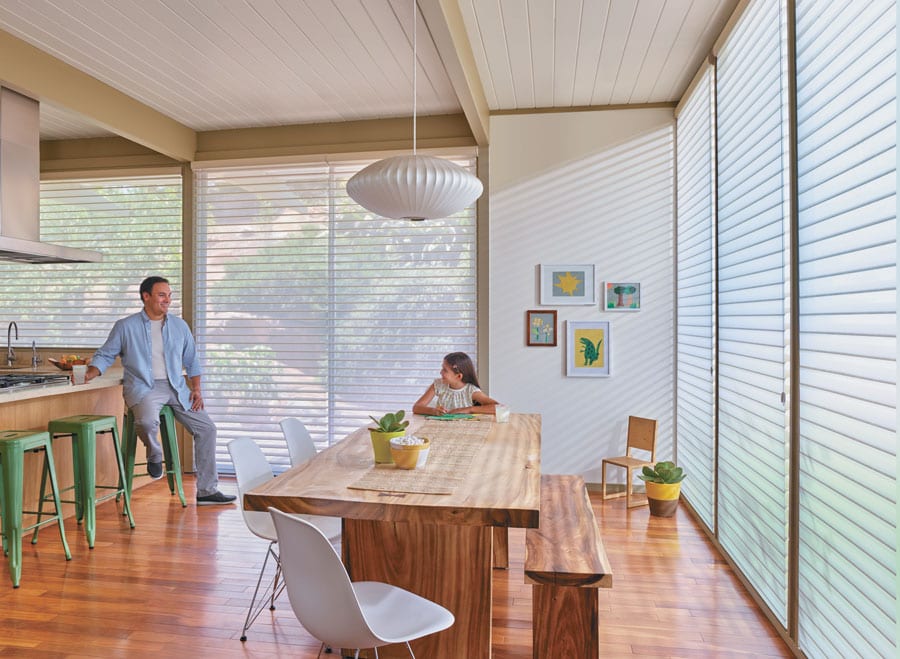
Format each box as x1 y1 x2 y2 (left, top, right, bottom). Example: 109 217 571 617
91 310 201 410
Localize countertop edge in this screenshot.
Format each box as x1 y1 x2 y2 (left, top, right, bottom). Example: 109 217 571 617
0 366 124 403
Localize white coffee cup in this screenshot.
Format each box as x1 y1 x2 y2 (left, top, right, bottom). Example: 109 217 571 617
495 405 510 423
71 364 87 385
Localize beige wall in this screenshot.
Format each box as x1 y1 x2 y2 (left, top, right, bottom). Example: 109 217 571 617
488 108 676 479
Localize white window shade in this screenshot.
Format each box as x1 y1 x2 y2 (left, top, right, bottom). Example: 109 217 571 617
0 174 183 347
675 66 716 530
795 0 897 656
193 157 478 471
715 0 791 625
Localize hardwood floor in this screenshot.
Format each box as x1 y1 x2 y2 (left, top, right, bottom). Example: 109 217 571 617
0 476 792 658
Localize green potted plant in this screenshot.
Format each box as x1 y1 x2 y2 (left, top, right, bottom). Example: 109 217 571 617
368 410 409 464
638 461 685 517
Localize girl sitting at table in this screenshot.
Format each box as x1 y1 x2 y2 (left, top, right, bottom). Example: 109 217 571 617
413 351 500 416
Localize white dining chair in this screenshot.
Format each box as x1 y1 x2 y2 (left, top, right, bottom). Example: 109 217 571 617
269 507 455 659
227 438 341 642
279 417 318 467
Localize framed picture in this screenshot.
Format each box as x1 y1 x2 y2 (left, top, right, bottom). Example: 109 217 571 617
540 264 596 305
526 310 557 346
604 281 641 311
566 321 611 377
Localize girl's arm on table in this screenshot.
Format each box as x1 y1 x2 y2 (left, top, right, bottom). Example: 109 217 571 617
413 382 446 415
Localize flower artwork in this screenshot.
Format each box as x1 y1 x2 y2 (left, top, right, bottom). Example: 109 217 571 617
527 310 557 346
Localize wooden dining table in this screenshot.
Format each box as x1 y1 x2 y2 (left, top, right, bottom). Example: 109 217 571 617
244 412 542 658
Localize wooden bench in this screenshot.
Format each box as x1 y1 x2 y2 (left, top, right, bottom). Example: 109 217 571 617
525 474 612 659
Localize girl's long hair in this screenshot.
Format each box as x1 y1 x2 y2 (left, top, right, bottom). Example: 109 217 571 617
444 352 481 389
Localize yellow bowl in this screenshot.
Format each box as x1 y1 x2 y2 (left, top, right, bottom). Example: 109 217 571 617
389 436 430 469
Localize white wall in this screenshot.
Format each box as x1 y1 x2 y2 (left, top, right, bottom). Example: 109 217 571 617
488 108 676 481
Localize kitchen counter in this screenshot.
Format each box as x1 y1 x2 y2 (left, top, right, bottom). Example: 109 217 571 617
0 366 123 403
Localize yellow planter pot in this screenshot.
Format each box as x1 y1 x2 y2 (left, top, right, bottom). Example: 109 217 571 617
369 429 405 464
389 436 431 469
645 481 682 517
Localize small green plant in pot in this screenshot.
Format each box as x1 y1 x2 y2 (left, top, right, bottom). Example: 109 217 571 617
368 410 410 464
638 461 685 517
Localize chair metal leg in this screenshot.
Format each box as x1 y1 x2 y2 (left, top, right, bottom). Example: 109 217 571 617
240 541 285 641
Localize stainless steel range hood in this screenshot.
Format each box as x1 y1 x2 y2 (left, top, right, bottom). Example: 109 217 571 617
0 87 101 264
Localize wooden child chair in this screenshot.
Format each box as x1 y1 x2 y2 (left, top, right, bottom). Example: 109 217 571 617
600 416 658 508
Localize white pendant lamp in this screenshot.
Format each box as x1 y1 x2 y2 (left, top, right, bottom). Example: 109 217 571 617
347 1 483 221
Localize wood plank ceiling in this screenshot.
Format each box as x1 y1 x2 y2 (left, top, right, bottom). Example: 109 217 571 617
0 0 736 148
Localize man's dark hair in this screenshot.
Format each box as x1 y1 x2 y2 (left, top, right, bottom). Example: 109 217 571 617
140 276 169 300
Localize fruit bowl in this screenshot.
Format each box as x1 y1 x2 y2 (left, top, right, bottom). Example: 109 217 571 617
48 357 89 371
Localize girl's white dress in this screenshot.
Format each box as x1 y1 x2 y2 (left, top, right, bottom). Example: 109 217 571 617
433 379 481 410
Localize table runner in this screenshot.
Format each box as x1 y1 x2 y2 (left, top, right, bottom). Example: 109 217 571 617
348 419 493 495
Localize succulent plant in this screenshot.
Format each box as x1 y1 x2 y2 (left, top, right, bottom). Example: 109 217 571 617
368 410 410 433
638 461 685 484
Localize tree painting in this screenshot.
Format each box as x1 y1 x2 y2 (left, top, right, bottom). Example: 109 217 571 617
605 282 641 310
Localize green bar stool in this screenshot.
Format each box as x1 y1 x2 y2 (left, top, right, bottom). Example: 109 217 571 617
122 405 186 507
42 415 135 548
0 430 71 588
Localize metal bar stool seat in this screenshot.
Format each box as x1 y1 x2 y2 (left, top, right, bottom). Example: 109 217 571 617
41 415 135 548
121 405 186 507
0 430 71 588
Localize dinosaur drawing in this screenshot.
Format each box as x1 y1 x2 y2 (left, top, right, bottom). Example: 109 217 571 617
579 336 603 366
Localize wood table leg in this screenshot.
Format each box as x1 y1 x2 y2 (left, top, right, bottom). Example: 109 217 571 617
532 584 599 659
343 518 493 658
493 526 509 569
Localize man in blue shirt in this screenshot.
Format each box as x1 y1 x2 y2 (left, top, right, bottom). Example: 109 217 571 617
86 276 235 505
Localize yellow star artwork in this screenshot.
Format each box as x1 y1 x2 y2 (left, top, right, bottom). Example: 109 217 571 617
554 271 583 296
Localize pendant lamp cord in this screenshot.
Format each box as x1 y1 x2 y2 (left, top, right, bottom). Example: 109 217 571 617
412 0 417 156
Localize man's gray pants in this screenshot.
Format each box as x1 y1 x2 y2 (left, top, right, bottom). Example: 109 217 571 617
130 379 219 497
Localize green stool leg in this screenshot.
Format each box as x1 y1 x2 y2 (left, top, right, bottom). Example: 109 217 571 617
0 445 25 587
122 406 186 508
121 412 137 506
158 406 186 507
73 429 96 548
32 449 50 543
40 444 72 564
109 424 135 529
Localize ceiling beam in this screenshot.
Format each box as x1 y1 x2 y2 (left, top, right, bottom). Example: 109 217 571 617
0 29 195 162
194 114 476 164
419 0 490 147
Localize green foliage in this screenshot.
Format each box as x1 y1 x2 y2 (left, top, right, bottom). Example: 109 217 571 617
368 410 410 433
638 461 685 484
